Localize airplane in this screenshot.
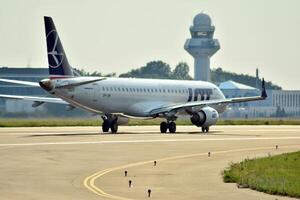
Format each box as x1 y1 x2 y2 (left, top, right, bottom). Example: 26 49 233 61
0 16 267 134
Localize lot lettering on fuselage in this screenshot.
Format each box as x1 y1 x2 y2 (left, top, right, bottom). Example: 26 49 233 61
188 88 213 102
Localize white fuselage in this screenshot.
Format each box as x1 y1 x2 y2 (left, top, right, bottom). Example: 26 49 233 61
52 77 227 117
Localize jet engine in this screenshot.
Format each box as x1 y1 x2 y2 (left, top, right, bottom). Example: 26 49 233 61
190 106 219 127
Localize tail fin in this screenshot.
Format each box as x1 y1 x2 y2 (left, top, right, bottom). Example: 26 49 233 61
44 16 74 78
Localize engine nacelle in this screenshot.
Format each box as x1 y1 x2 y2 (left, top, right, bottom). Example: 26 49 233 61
190 106 219 127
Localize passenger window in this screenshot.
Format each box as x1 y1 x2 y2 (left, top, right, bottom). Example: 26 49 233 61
122 88 125 92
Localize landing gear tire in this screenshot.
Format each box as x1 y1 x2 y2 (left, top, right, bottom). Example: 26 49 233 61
160 122 168 133
110 122 118 133
205 127 209 133
102 115 118 134
102 120 110 132
169 122 176 133
201 127 209 133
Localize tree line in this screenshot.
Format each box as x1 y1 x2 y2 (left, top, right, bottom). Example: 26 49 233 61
76 61 281 90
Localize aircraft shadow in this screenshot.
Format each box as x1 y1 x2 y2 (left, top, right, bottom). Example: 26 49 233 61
26 131 209 137
208 133 261 137
25 131 260 137
26 133 101 137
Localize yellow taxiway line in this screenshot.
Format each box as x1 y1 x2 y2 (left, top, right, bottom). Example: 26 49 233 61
83 145 300 200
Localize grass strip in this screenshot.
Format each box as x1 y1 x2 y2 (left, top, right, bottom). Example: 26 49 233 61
223 151 300 198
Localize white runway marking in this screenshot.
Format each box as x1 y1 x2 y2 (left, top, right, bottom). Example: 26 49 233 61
247 129 300 132
1 136 300 147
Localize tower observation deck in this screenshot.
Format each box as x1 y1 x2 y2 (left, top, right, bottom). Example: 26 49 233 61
184 13 220 81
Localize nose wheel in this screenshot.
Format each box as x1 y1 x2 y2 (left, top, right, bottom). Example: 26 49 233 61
160 121 176 133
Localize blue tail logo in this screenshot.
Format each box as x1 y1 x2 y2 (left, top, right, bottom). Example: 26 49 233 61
44 16 74 78
47 30 65 69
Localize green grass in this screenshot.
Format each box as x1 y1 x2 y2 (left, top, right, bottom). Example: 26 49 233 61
216 119 300 125
0 118 101 127
0 118 299 127
223 151 300 198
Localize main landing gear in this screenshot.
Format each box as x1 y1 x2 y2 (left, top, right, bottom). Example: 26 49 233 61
102 115 118 133
160 121 176 133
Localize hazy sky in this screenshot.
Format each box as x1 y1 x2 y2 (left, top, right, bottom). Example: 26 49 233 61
0 0 299 89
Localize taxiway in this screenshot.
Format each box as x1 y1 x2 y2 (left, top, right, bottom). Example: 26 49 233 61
0 125 299 200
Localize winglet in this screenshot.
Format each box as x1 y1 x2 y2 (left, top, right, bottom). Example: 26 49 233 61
261 78 267 98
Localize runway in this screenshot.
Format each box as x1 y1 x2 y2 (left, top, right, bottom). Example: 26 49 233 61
0 126 299 200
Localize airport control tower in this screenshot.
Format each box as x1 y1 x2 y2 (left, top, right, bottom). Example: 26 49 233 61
184 13 220 81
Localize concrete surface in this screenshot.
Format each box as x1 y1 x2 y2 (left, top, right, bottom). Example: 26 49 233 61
0 125 299 200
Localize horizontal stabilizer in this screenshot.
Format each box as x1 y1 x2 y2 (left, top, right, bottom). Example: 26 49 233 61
0 78 40 87
55 78 106 89
0 94 68 104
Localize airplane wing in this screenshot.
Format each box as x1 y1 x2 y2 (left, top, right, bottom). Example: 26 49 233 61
150 79 267 115
0 94 68 105
0 78 40 87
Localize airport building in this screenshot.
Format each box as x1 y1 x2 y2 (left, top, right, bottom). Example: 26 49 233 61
0 67 47 113
219 80 300 118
